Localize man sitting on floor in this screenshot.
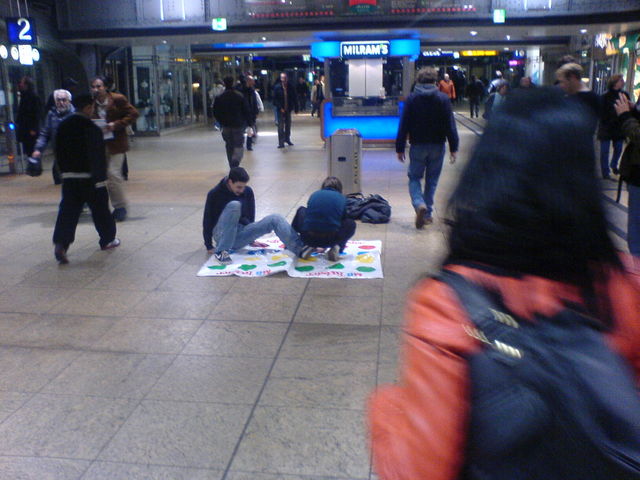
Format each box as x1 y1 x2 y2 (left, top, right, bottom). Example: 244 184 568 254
202 167 302 264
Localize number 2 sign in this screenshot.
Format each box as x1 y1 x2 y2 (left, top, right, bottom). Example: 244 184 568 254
6 17 37 45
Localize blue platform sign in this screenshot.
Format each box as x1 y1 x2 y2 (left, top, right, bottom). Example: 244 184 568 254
6 17 37 45
340 41 390 58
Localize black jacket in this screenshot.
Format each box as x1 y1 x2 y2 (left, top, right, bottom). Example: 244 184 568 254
238 85 259 123
202 178 255 250
54 113 107 183
213 88 250 128
396 84 459 153
273 81 298 113
598 89 630 141
16 90 42 141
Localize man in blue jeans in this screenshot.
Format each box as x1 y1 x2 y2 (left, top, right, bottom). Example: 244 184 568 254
396 67 459 229
202 167 302 264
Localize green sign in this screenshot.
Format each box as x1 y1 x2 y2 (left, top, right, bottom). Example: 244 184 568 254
493 9 506 23
211 18 227 31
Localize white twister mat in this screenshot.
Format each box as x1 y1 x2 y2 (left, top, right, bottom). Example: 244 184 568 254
197 238 383 279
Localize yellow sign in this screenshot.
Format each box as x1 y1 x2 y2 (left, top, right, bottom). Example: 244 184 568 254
461 50 498 57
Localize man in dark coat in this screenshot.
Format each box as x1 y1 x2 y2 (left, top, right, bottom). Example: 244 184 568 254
16 76 42 158
52 94 119 264
214 76 250 167
272 72 298 149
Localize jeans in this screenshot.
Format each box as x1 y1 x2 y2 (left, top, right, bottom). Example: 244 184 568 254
292 206 356 251
629 184 640 257
600 140 624 177
213 201 302 255
221 127 245 167
407 143 446 216
277 109 292 146
53 180 116 249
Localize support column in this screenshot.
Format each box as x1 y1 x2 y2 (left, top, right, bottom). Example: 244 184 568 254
324 58 331 98
402 57 415 96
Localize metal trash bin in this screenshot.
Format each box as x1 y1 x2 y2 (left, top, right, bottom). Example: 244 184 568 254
327 128 362 195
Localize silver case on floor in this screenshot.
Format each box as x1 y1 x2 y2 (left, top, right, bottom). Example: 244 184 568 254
327 129 362 195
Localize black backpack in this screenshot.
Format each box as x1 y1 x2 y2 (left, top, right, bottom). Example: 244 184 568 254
438 269 640 480
345 193 391 224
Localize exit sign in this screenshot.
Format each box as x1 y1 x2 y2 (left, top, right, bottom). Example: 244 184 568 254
211 18 227 31
493 9 506 23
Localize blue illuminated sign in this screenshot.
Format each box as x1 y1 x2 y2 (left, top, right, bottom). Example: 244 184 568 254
312 39 420 61
340 41 390 58
322 101 405 141
6 17 37 45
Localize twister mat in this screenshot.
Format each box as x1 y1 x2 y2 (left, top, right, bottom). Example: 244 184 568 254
197 238 382 279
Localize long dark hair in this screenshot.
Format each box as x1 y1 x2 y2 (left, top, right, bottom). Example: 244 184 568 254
447 87 620 285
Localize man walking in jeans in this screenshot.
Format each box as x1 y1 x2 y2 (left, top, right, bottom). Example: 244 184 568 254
202 167 303 264
396 67 459 229
213 76 250 167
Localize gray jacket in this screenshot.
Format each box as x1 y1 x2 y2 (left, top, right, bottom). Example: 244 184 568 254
34 105 76 153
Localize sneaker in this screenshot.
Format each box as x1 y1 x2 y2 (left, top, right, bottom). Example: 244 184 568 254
277 144 285 149
415 205 428 229
54 244 68 264
285 140 294 146
215 250 233 265
299 245 314 260
327 244 340 262
112 207 127 222
101 238 121 250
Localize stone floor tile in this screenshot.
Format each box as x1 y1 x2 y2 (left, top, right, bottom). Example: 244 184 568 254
81 461 221 480
156 263 238 294
279 324 379 362
377 362 400 386
233 275 308 295
231 406 369 478
18 265 104 289
0 456 90 480
182 321 288 358
48 289 148 317
129 291 222 319
209 293 300 323
0 394 138 458
294 295 381 326
226 472 368 480
84 270 171 292
0 391 32 423
98 400 251 469
3 315 117 349
260 358 375 409
379 326 402 365
42 352 175 399
305 278 383 297
0 347 79 392
0 287 71 314
146 355 271 404
0 312 39 341
91 318 202 354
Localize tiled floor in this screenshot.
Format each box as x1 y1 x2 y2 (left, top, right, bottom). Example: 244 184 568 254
0 110 629 480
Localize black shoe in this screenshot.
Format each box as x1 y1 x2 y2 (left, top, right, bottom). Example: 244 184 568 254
612 167 620 175
285 140 294 146
246 146 253 151
54 244 68 264
277 144 285 149
112 207 127 222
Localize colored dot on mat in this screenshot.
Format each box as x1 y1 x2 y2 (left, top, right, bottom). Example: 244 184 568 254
295 265 314 272
298 257 317 263
359 245 376 250
357 266 376 272
239 264 257 271
268 261 287 267
356 254 375 264
208 265 227 270
245 257 262 261
328 263 345 270
271 254 288 261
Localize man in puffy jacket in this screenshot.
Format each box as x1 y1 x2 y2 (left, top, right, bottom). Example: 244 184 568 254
214 76 250 167
32 89 75 184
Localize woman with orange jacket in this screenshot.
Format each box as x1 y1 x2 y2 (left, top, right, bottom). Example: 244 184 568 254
368 88 640 480
438 73 456 101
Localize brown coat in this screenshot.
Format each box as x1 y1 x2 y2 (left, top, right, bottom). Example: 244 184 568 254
438 79 456 100
86 92 139 155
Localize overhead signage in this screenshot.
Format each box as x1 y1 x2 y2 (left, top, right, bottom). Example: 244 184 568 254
422 50 454 57
493 9 506 23
211 17 227 31
349 0 378 14
340 41 390 58
461 50 498 57
6 17 37 45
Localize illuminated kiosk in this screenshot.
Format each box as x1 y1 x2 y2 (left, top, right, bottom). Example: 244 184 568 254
311 39 420 143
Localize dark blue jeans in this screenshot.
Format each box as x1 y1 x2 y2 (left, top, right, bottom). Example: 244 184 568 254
408 143 446 217
600 139 624 177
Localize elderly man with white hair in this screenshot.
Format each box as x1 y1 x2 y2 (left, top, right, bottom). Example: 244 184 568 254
32 89 75 184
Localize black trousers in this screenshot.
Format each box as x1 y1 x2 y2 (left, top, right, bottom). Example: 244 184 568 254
277 109 292 146
53 179 116 249
292 206 356 251
21 136 37 157
469 97 480 118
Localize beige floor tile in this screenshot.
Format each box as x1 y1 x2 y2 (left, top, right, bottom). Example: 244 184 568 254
280 324 379 362
231 406 370 478
209 293 300 323
226 473 367 480
129 290 222 319
233 275 308 295
157 263 238 294
0 347 79 392
294 295 381 325
182 321 288 358
48 289 148 317
260 358 376 410
377 362 400 386
84 270 172 292
379 326 402 365
0 313 39 341
91 318 202 354
0 456 90 480
0 391 32 423
82 462 222 480
305 278 383 297
0 394 138 458
3 315 117 349
0 287 72 314
98 400 251 468
146 355 271 403
42 352 175 399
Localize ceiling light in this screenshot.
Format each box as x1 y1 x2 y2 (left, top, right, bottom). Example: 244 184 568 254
470 31 478 36
580 29 587 34
505 35 511 40
261 36 267 41
162 40 167 44
504 47 509 50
